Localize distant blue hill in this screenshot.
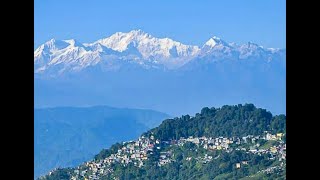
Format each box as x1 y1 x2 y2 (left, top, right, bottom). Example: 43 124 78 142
34 106 170 179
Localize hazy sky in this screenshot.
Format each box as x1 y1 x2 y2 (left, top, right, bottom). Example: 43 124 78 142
35 0 286 48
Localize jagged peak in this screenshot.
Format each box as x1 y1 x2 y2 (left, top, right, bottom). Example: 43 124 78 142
204 36 228 48
128 29 147 35
63 39 82 46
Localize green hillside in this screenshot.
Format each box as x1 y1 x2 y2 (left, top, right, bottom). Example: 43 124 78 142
39 104 286 180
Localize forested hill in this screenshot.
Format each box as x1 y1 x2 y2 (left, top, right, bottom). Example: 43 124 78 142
40 104 286 180
144 104 286 140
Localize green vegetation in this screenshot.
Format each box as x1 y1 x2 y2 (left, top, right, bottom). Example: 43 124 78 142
41 168 73 180
40 104 286 180
213 172 234 180
145 104 285 140
239 169 286 180
97 150 281 180
259 140 277 150
94 143 123 161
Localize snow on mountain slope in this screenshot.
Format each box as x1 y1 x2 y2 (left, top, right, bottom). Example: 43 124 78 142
199 36 238 60
34 30 285 74
198 37 285 62
34 39 103 73
92 29 200 58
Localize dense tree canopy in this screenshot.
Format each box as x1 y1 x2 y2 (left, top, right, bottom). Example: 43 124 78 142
145 104 286 140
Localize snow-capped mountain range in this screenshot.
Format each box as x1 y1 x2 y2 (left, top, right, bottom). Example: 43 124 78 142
34 29 285 74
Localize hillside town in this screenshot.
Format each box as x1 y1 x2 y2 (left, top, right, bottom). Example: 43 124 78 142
60 131 286 180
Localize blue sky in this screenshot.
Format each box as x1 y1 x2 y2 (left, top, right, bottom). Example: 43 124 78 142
34 0 286 49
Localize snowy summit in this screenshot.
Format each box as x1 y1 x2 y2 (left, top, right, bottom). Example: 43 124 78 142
34 30 285 74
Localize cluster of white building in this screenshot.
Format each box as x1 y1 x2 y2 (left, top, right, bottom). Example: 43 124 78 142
65 131 286 179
